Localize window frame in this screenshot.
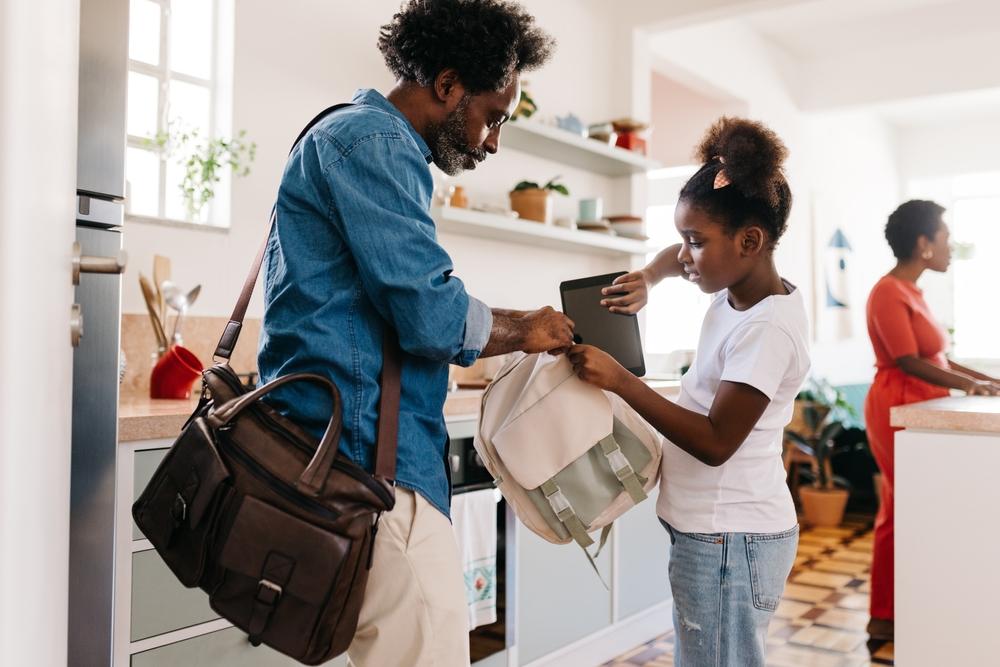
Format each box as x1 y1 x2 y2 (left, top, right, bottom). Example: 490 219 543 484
125 0 232 228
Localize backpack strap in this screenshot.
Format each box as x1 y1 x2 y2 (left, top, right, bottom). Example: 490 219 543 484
598 434 647 505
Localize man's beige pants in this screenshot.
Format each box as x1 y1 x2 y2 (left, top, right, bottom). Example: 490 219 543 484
347 488 471 666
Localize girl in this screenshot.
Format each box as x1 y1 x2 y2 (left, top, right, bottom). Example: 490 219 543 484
568 118 809 666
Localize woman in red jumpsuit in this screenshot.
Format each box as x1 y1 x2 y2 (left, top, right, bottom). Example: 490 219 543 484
864 200 1000 642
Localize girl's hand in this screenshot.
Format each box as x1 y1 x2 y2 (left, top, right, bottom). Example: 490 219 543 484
568 344 631 393
600 270 651 315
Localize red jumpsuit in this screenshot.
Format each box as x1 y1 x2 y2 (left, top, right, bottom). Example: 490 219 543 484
864 274 950 620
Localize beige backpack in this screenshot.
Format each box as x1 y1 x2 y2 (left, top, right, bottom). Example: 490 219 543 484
473 352 662 573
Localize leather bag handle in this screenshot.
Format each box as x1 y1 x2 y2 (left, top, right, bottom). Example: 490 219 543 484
206 372 343 497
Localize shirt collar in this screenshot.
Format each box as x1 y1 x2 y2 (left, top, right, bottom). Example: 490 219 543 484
352 88 433 163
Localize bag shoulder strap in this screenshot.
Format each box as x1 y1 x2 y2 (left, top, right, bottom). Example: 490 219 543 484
212 102 401 481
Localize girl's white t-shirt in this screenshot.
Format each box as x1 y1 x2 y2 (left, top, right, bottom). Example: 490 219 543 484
657 282 810 534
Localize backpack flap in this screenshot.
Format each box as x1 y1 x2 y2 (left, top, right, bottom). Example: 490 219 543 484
491 359 613 491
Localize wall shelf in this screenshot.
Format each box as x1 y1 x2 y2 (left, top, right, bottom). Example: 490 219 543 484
433 206 654 257
502 121 661 176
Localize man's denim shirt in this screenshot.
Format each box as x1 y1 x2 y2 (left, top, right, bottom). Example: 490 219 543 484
257 89 492 518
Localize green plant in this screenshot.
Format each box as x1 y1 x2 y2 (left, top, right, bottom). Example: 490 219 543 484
511 88 537 121
512 175 569 196
147 124 257 220
787 377 864 490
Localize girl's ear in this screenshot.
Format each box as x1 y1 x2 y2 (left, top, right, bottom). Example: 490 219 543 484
740 226 765 256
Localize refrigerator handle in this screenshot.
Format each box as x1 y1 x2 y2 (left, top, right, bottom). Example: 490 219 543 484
72 241 127 285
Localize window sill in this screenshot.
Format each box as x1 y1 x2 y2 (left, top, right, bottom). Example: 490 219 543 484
126 213 230 233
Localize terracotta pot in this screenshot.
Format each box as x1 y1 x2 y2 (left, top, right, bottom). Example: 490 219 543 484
509 188 552 224
799 486 849 528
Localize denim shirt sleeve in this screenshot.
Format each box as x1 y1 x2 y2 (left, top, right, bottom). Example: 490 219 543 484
320 133 489 366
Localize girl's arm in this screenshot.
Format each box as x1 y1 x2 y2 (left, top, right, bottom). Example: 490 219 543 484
897 355 1000 395
568 344 769 466
601 243 687 315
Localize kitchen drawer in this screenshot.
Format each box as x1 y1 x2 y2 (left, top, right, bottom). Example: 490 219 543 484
130 549 219 642
130 627 347 667
132 448 168 540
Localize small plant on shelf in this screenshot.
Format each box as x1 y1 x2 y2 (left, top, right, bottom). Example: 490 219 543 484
509 176 569 225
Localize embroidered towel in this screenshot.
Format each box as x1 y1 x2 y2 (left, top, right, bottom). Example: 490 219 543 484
451 488 501 629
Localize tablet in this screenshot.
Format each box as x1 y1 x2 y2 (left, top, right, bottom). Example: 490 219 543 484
560 271 646 377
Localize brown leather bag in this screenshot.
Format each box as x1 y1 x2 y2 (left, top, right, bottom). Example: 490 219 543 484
133 104 399 664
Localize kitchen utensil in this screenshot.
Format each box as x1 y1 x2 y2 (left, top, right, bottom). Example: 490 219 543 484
152 254 170 322
162 281 201 345
138 273 168 349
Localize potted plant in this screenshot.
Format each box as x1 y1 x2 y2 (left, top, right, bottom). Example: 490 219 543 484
785 378 864 527
509 176 569 224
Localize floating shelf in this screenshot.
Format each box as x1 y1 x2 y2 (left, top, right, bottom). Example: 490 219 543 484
433 206 654 257
501 120 661 176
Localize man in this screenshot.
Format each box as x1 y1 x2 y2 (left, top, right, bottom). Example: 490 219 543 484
256 1 569 665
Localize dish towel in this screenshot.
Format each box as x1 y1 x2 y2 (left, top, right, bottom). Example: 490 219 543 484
451 488 501 630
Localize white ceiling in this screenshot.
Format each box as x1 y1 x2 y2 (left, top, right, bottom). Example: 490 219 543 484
646 0 1000 125
743 0 1000 62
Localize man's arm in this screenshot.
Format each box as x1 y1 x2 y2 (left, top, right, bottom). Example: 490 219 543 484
481 307 574 357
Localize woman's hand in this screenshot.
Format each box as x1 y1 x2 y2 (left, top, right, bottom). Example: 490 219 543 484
600 269 651 315
567 344 631 393
964 379 1000 396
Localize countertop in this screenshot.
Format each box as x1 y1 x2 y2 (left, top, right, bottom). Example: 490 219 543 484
890 395 1000 434
119 380 681 442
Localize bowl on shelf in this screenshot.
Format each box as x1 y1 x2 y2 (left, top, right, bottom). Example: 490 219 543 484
607 215 644 238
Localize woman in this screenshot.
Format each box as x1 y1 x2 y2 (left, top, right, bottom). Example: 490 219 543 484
864 199 1000 641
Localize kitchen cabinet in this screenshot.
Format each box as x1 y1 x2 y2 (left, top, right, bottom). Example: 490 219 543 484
516 528 613 664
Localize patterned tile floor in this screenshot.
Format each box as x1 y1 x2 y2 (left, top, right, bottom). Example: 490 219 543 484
604 515 894 667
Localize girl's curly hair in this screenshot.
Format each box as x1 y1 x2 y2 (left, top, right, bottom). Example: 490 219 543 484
680 117 793 245
378 0 555 93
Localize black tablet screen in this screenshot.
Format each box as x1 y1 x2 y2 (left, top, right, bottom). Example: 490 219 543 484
561 278 644 374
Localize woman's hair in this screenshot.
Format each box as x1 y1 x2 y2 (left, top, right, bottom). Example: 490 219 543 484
884 200 945 260
377 0 555 94
679 117 792 245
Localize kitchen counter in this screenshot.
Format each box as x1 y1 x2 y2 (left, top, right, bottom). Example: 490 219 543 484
118 381 681 443
893 395 1000 665
890 395 1000 433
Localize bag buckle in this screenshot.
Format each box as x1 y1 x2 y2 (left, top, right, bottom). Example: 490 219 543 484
256 579 283 605
170 493 188 523
606 449 632 481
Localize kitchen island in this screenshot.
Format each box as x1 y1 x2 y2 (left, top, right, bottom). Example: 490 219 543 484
116 380 680 666
892 396 1000 666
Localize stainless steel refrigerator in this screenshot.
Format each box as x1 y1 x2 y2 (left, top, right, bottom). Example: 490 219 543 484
69 0 129 664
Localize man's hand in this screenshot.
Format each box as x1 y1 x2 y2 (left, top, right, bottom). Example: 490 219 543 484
482 306 574 357
523 306 575 354
567 344 631 393
600 270 652 315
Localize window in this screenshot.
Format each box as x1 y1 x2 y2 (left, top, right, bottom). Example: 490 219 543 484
642 204 711 369
907 171 1000 361
125 0 234 226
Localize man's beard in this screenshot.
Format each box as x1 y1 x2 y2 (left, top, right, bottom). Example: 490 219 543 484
427 96 487 176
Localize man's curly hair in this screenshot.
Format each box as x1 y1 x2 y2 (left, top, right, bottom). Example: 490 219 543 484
378 0 555 94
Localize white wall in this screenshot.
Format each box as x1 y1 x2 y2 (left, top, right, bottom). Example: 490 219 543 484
803 112 901 385
120 0 641 319
649 71 747 168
